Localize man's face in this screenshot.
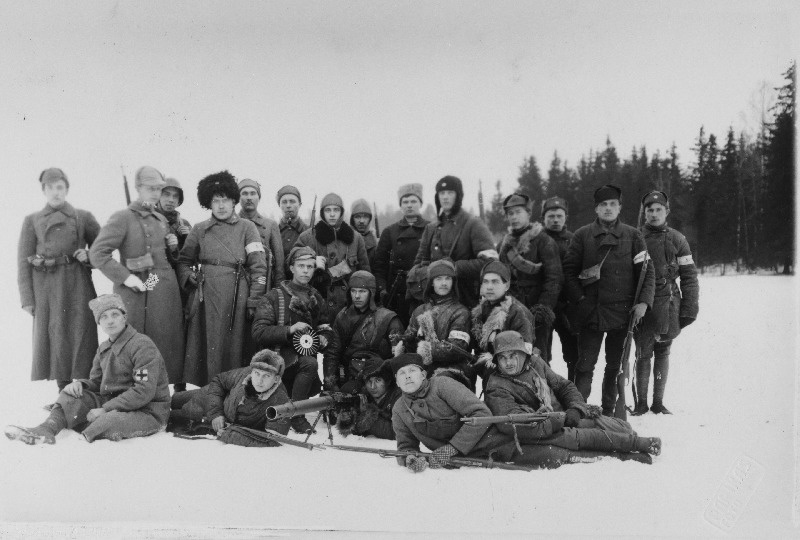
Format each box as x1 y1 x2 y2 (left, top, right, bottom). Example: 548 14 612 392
595 199 621 223
291 259 316 285
396 364 426 394
365 376 388 400
251 368 278 393
159 187 181 212
211 195 235 221
98 308 127 340
505 206 530 231
240 187 260 212
323 205 342 226
350 287 370 310
481 273 509 301
137 184 163 206
645 203 669 227
400 195 422 217
543 209 566 232
43 180 68 208
432 275 453 296
437 190 457 213
497 350 526 376
279 194 301 219
352 213 371 234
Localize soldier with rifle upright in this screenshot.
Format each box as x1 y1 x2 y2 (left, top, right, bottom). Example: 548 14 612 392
562 184 655 415
177 171 268 387
90 166 186 390
372 183 429 326
632 190 699 415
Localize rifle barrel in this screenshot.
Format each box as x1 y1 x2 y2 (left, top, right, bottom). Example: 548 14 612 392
460 413 549 426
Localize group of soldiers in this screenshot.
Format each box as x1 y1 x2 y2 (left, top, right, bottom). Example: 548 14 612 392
9 166 699 471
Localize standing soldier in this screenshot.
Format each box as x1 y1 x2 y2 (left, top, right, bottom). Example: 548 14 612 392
562 185 654 415
542 196 580 380
632 191 699 415
238 178 284 287
496 193 563 361
18 168 101 391
350 198 378 268
323 271 404 392
276 185 306 273
90 166 186 389
177 171 268 387
155 177 192 252
373 183 429 326
413 175 498 309
294 192 371 324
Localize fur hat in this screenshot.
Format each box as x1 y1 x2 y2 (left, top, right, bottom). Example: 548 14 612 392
360 355 392 383
197 171 240 210
250 349 285 377
238 178 261 197
320 192 344 218
434 175 463 215
503 193 531 213
542 196 568 215
481 260 511 283
135 166 166 189
349 270 377 310
398 183 423 205
593 184 622 205
287 246 316 266
642 190 669 209
492 330 528 360
88 293 126 323
162 177 184 206
389 353 426 376
427 259 456 281
276 185 302 205
39 168 69 189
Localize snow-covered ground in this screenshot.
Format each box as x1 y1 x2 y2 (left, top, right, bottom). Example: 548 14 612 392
0 275 797 538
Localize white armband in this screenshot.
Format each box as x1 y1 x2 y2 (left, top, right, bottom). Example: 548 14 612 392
478 249 500 260
448 330 470 344
245 242 265 254
677 255 694 266
633 250 649 264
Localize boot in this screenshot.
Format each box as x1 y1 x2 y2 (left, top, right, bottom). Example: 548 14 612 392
631 401 649 416
5 405 67 445
651 403 672 415
651 352 671 414
568 449 652 465
635 436 662 456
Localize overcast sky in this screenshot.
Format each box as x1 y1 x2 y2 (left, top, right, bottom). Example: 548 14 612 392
1 0 796 232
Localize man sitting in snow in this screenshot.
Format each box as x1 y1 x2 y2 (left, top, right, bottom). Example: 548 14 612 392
5 294 170 444
336 354 402 440
484 330 661 456
169 349 291 436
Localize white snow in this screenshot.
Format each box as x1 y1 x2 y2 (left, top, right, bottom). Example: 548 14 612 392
0 275 797 538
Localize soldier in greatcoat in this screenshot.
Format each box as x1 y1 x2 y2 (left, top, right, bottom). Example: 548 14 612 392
18 168 100 391
372 183 429 326
496 193 563 361
5 294 170 445
238 178 284 287
541 196 580 380
350 198 379 268
276 185 307 272
89 166 186 387
562 185 655 415
294 192 371 324
413 175 498 309
177 171 268 387
323 270 404 392
632 191 699 415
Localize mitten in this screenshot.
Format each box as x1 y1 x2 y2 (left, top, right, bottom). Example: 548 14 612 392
405 455 429 473
564 408 582 428
429 443 458 469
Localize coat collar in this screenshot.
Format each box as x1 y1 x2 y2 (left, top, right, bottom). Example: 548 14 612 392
398 216 428 229
41 201 76 218
280 216 305 231
200 213 240 231
591 218 622 238
239 209 266 226
98 324 137 355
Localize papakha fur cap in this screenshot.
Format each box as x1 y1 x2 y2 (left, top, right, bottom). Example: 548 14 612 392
197 170 240 209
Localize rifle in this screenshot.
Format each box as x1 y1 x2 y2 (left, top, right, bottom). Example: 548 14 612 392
309 194 317 225
384 269 407 310
121 165 131 205
328 444 536 472
478 179 485 221
460 413 550 426
373 202 381 237
613 246 650 420
229 260 244 332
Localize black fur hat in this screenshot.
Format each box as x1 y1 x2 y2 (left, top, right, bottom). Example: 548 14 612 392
434 175 464 216
197 170 240 210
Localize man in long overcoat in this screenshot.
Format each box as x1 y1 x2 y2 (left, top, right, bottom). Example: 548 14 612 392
18 168 100 390
177 171 268 387
89 166 185 386
238 178 284 287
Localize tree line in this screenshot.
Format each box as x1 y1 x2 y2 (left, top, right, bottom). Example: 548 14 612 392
483 62 795 274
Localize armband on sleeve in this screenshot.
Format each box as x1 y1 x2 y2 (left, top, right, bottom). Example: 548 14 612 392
245 242 265 254
448 330 470 344
677 255 694 266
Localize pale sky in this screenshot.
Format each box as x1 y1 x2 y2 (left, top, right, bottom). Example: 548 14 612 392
1 0 796 235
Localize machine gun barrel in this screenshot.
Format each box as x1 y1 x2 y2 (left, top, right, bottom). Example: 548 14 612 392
267 393 359 421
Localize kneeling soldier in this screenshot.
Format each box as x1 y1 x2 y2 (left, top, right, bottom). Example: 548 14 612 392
6 294 170 444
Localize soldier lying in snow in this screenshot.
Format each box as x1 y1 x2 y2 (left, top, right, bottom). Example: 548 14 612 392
335 355 402 440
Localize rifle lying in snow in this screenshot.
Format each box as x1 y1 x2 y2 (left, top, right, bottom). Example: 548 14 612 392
460 413 550 426
328 444 536 471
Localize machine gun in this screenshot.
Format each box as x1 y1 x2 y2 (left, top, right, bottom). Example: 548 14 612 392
266 392 361 444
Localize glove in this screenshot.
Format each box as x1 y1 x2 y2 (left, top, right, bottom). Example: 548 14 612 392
123 274 147 292
323 375 339 392
564 408 582 428
405 455 429 473
72 248 89 263
429 443 458 469
679 317 695 329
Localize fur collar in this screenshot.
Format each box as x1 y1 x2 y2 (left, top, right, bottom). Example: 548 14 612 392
314 220 355 246
471 296 512 350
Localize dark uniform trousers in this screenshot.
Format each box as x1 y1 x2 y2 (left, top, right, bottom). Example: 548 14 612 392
575 327 627 413
56 390 164 442
548 316 580 380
